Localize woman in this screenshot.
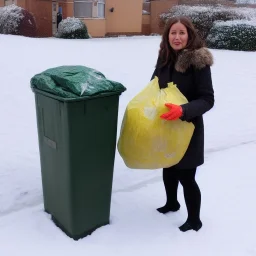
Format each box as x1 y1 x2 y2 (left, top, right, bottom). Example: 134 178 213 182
151 16 214 232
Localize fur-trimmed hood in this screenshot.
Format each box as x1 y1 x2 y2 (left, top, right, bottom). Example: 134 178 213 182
175 47 213 73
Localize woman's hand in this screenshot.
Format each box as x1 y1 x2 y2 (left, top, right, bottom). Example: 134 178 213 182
160 103 183 121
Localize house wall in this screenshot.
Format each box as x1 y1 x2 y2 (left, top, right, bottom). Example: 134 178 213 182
24 0 53 37
105 0 143 35
0 0 52 37
150 0 179 34
142 14 151 35
59 0 143 37
81 19 106 37
58 0 106 37
58 0 73 18
17 0 25 8
0 0 24 8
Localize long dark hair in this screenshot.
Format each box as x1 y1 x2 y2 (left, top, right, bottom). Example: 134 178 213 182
157 16 204 68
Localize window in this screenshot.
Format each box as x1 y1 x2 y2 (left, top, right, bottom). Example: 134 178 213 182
97 1 105 18
74 0 105 18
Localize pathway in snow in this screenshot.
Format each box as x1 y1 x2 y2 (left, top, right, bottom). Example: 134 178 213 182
0 143 256 256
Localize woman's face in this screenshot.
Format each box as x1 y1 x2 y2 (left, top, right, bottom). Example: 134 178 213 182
168 22 188 51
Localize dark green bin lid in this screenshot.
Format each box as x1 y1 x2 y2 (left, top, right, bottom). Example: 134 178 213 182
32 88 125 102
30 65 126 102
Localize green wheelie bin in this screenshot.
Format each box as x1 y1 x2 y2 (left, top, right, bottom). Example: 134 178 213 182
30 65 126 240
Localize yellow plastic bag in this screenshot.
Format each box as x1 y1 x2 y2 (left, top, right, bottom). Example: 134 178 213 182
117 76 195 169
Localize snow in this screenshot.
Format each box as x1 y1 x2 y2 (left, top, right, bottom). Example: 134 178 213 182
142 10 150 14
56 17 86 37
0 34 256 255
0 4 24 34
236 0 256 4
235 7 256 20
214 19 256 26
160 4 256 21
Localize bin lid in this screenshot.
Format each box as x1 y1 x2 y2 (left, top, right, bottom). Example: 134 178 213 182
30 65 126 100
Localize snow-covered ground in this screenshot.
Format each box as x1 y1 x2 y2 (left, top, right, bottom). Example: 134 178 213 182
0 34 256 255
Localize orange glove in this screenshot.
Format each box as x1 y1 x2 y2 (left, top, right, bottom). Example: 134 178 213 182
160 103 183 120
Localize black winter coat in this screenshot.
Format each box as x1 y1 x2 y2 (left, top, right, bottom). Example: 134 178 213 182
151 48 215 169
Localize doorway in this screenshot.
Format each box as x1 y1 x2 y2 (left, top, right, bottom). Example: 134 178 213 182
52 0 59 35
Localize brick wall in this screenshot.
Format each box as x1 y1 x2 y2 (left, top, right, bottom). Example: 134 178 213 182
25 0 52 37
150 0 179 34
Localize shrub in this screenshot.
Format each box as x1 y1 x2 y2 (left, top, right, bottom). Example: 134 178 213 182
206 20 256 51
236 0 256 4
160 5 255 40
179 0 233 5
0 4 23 34
55 17 90 39
18 9 37 37
0 4 37 37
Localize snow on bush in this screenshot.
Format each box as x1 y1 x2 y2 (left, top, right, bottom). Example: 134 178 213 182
160 5 256 40
0 4 24 34
206 20 256 51
0 4 37 37
235 7 256 20
143 10 150 15
55 17 90 39
236 0 256 4
180 0 233 4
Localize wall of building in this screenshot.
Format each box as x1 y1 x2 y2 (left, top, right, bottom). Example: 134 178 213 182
58 0 73 18
59 0 143 37
0 0 52 37
105 0 143 35
150 0 178 34
142 14 151 35
25 0 52 37
59 0 106 37
17 0 25 8
82 19 106 37
0 0 25 8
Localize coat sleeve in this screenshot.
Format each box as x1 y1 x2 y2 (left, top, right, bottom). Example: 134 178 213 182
150 55 162 81
150 68 158 81
180 65 214 122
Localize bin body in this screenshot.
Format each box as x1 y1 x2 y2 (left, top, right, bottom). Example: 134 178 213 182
34 90 121 240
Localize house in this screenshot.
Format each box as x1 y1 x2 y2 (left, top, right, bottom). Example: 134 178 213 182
0 0 178 37
60 0 144 37
0 0 145 37
58 0 182 37
0 0 255 38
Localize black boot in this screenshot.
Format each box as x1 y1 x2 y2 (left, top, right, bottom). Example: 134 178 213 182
179 220 202 232
178 168 202 232
157 168 180 214
157 201 180 214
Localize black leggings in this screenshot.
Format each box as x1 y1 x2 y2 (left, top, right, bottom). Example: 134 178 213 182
163 167 201 223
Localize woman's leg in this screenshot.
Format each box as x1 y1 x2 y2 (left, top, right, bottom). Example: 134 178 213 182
178 168 202 232
157 167 180 214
